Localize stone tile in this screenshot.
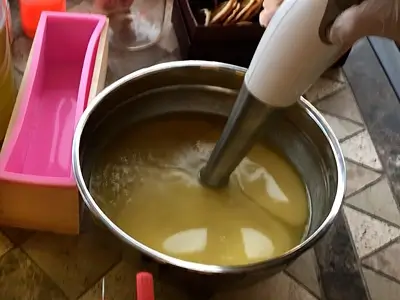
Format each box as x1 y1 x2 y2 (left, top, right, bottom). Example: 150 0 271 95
13 68 23 89
131 0 165 25
344 206 400 257
9 0 23 40
363 267 400 300
79 259 189 300
286 249 321 297
322 113 363 141
341 131 383 171
156 51 179 65
0 248 67 299
304 77 345 103
79 261 137 300
108 45 169 79
22 228 121 299
12 35 32 73
158 24 178 54
322 68 346 83
213 272 317 300
66 0 83 9
363 241 400 282
316 87 363 123
165 0 173 18
345 160 381 197
1 226 33 245
314 210 371 300
171 48 181 60
0 232 12 258
105 67 118 87
158 0 177 54
347 179 400 225
67 0 93 12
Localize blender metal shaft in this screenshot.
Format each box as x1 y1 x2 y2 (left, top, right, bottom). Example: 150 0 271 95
200 0 363 188
200 85 275 188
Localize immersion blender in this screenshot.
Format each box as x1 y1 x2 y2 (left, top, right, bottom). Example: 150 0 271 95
200 0 361 188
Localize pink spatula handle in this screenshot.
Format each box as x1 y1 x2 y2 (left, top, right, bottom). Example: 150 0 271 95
136 272 155 300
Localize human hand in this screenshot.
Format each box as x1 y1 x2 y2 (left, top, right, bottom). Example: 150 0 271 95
259 0 281 29
259 0 400 50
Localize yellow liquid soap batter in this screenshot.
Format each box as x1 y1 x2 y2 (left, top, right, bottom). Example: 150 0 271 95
90 114 309 266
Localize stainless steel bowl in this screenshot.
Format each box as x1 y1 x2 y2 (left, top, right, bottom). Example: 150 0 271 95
72 61 346 292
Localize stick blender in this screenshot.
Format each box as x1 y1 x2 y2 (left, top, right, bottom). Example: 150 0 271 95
200 0 361 187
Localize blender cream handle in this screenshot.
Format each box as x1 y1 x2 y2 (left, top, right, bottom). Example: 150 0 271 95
245 0 362 108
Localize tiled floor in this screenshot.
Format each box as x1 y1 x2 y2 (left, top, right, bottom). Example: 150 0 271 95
2 0 400 299
307 68 400 300
314 84 400 299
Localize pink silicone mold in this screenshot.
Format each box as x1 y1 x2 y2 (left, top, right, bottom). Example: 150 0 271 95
0 12 108 234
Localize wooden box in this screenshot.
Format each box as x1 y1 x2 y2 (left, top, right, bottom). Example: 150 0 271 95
172 0 350 68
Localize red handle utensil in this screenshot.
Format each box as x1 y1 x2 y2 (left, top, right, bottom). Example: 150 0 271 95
136 272 155 300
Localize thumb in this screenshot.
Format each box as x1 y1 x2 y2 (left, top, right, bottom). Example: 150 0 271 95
329 1 381 49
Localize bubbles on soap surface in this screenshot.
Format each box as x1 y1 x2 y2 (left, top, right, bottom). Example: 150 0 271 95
90 114 309 266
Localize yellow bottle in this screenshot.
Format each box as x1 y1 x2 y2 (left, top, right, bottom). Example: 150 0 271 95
0 3 16 141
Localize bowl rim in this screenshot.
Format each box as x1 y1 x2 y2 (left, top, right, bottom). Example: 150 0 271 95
72 60 346 274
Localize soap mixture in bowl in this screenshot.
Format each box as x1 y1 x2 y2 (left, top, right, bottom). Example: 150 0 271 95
90 113 309 266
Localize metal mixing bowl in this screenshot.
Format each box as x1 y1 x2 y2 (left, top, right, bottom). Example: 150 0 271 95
72 61 346 291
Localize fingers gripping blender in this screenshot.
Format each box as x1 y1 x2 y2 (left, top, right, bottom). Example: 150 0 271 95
200 0 362 188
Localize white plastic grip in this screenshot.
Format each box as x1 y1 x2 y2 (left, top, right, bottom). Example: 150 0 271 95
245 0 341 107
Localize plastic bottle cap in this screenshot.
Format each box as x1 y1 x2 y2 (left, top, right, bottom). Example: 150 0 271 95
136 272 155 300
